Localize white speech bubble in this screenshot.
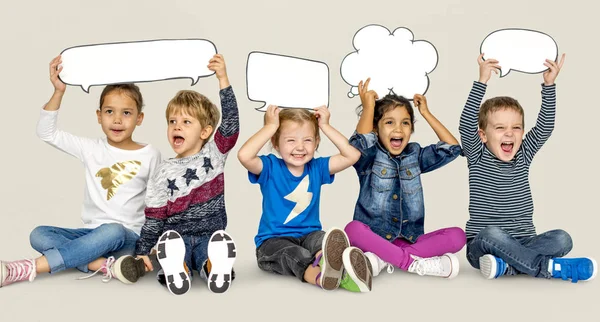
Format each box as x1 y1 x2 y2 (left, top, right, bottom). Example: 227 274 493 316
246 52 329 112
340 24 438 100
58 39 217 93
480 29 558 77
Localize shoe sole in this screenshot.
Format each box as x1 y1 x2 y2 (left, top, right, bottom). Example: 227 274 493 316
444 253 460 279
342 247 372 292
156 230 190 295
584 257 597 281
113 256 145 284
207 230 236 293
479 254 497 279
320 227 350 290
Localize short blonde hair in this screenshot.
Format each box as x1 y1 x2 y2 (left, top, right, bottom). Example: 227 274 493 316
166 90 220 140
479 96 524 130
269 108 320 150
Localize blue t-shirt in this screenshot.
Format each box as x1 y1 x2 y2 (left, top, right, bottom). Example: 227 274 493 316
249 154 334 248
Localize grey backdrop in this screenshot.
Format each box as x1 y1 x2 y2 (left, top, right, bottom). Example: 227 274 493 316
1 0 597 321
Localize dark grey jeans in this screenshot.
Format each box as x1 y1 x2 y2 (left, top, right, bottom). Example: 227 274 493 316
256 230 325 282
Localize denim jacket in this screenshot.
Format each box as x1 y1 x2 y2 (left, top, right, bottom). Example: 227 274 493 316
349 131 462 243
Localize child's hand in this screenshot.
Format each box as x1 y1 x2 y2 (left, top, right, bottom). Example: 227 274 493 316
49 55 66 93
314 105 330 127
137 255 153 272
264 105 280 128
477 53 501 84
359 78 378 110
208 54 228 80
413 94 429 115
543 53 565 86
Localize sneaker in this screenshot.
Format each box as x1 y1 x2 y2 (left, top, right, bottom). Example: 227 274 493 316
206 230 237 294
318 227 350 290
479 254 508 279
112 255 146 284
0 259 36 287
364 252 394 277
339 247 372 292
550 257 597 283
78 256 118 283
156 230 190 295
407 253 459 278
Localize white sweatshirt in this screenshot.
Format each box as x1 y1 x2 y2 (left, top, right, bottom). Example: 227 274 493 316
36 108 162 235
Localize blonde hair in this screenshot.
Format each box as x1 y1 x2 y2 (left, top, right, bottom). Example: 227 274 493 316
479 96 524 130
166 90 220 140
269 108 320 149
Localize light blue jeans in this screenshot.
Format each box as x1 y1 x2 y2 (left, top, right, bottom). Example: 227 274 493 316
29 223 139 273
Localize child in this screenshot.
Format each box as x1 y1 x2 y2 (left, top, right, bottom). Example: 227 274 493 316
344 78 466 279
0 55 162 287
133 54 239 295
460 53 596 283
238 104 373 292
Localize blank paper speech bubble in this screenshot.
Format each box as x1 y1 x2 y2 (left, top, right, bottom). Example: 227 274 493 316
340 24 438 99
481 29 558 77
246 52 329 111
58 39 217 93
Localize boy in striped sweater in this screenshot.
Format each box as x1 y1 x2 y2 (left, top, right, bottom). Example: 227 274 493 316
132 54 239 295
459 53 596 283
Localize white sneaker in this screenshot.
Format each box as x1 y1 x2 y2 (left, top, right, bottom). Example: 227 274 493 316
407 253 459 278
364 252 394 277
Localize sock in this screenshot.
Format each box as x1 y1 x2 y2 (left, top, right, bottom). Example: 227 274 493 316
548 259 554 274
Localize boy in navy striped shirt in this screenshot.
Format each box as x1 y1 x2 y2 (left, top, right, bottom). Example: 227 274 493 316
459 53 596 283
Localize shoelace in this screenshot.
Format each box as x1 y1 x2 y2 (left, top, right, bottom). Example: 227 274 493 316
410 256 443 276
77 256 116 283
378 259 394 274
5 259 36 284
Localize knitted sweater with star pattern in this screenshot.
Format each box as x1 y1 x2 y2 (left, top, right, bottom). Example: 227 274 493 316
135 86 239 255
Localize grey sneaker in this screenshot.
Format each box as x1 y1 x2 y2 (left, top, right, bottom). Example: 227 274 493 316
318 227 350 290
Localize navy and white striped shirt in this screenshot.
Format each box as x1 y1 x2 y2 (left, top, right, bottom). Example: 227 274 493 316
459 81 556 240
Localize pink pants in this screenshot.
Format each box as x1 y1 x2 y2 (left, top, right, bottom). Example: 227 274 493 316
344 220 466 270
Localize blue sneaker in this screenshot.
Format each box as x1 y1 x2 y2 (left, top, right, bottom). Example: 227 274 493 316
550 257 597 283
479 254 508 279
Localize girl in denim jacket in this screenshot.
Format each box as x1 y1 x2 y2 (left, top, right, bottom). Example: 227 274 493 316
342 78 466 281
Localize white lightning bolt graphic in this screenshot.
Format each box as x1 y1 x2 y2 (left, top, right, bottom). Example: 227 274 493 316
283 176 312 225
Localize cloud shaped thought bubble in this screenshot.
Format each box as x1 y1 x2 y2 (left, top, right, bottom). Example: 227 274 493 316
340 24 438 100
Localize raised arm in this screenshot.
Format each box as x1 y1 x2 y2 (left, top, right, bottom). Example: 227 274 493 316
208 54 240 154
237 105 280 176
356 78 379 134
413 94 458 145
313 106 361 175
522 54 565 164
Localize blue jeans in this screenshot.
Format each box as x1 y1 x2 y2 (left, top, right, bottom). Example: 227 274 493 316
183 234 210 281
29 223 139 274
466 226 573 278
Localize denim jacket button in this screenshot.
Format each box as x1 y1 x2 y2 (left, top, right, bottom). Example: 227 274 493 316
381 168 387 175
385 234 392 240
408 236 413 241
392 194 398 200
406 169 412 176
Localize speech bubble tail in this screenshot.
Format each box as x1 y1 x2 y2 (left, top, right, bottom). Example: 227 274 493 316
499 68 510 78
191 77 200 86
350 86 359 98
255 103 268 112
81 85 91 93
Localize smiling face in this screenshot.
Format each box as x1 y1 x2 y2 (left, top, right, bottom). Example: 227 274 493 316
479 108 524 162
96 91 144 149
167 110 213 158
273 120 319 176
375 105 413 156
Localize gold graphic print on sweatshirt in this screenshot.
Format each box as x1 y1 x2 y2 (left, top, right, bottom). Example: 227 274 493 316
95 161 142 200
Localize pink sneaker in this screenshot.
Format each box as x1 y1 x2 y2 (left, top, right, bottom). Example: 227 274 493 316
0 259 37 287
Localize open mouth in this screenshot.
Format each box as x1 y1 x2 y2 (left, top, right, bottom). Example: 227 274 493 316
390 137 404 149
291 153 306 160
173 135 185 147
501 142 514 153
